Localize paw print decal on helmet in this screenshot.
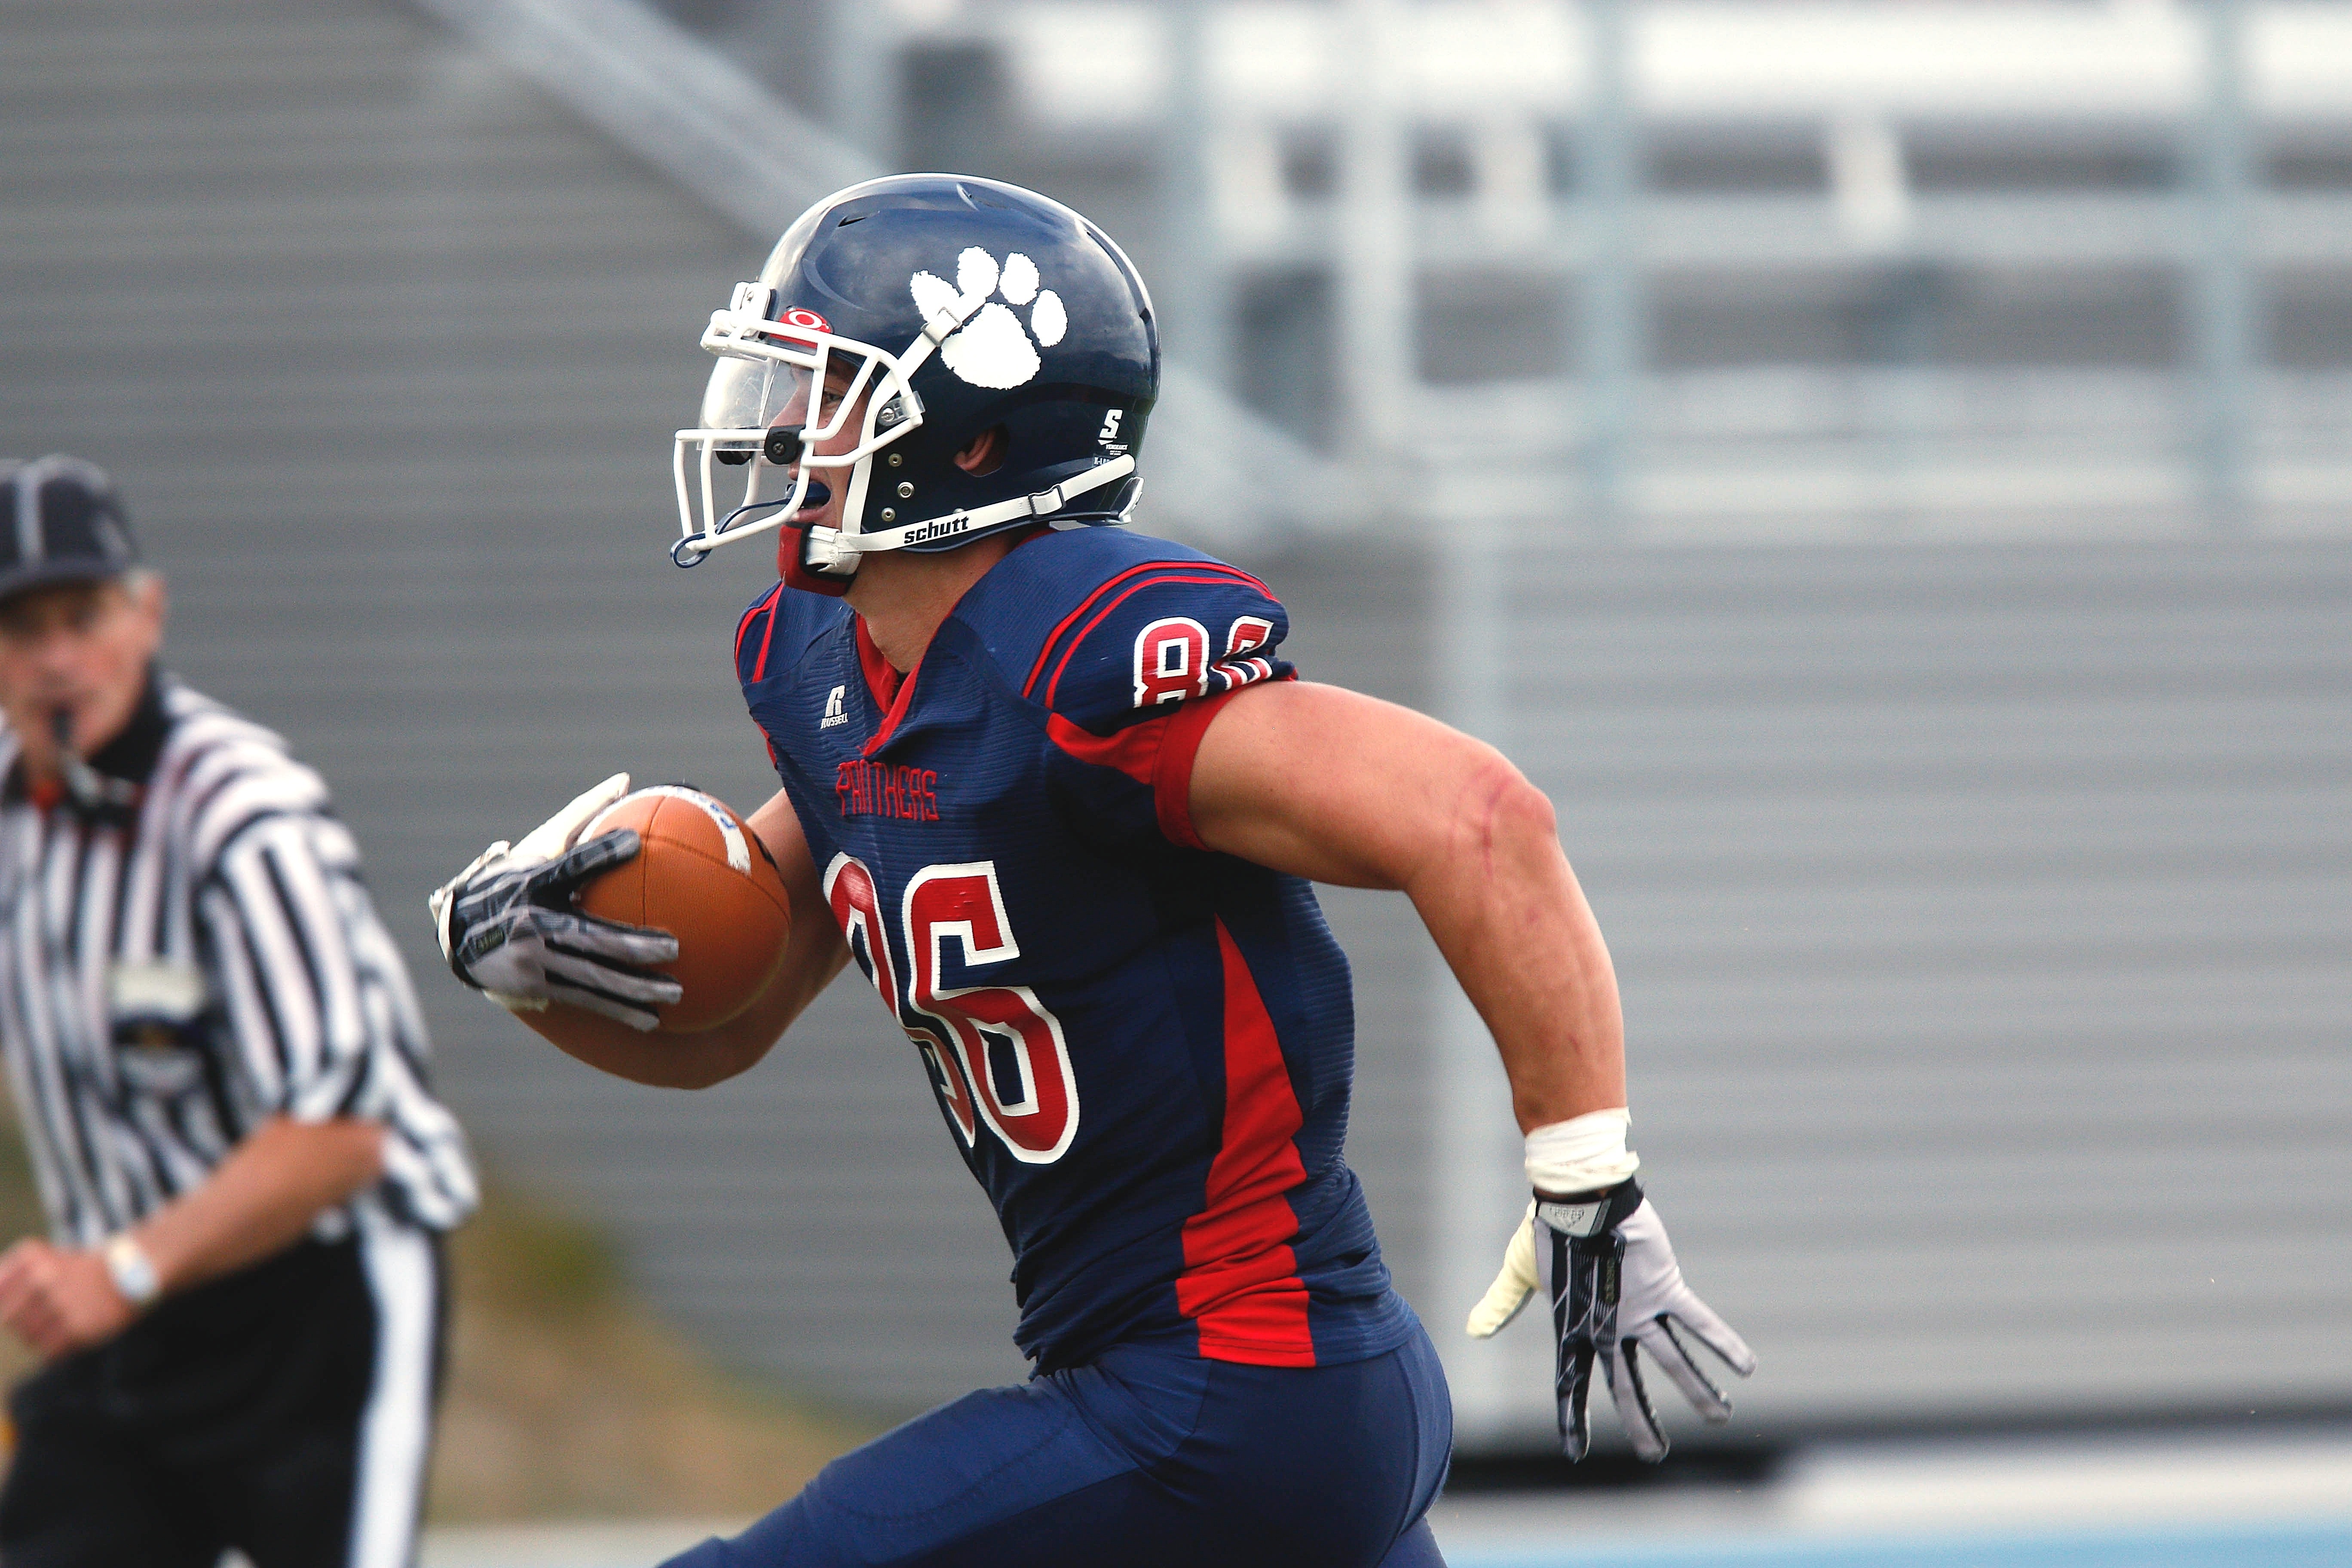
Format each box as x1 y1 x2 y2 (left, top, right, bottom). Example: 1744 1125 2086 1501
910 247 1068 390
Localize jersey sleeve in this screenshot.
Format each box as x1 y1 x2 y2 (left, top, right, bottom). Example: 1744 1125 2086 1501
1032 561 1295 851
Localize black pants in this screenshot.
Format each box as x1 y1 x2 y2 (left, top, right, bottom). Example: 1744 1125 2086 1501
0 1225 444 1568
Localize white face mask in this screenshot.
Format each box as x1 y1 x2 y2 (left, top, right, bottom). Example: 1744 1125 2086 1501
670 279 1141 576
669 288 933 571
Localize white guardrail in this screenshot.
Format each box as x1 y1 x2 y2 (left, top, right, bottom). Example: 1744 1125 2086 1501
997 0 2352 126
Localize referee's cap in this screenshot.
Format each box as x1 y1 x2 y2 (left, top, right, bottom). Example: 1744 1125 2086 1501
0 455 141 606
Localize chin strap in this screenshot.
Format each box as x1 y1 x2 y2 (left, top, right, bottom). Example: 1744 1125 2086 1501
782 453 1139 594
844 454 1137 557
781 524 854 596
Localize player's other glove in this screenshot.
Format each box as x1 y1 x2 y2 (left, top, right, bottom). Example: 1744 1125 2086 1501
429 773 683 1032
1466 1112 1755 1463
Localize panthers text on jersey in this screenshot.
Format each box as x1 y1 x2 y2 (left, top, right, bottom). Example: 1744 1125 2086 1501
735 526 1419 1374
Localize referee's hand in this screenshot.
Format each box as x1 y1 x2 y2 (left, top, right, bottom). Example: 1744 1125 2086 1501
0 1239 136 1359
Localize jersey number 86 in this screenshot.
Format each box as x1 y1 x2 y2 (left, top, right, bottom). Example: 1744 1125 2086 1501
825 854 1080 1164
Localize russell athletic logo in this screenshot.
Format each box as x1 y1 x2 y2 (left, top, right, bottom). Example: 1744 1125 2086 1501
910 247 1067 390
821 685 849 729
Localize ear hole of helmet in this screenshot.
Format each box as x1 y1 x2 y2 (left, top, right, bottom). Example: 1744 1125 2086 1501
956 425 1009 478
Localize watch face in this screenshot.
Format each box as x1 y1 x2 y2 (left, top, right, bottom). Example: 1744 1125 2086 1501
104 1236 159 1305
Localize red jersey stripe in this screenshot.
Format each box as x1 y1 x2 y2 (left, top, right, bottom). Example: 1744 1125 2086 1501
853 616 902 712
735 584 781 665
1042 573 1274 711
859 636 922 757
1022 560 1277 700
739 584 785 684
1042 687 1250 850
1150 685 1262 849
1044 711 1160 786
1176 919 1315 1366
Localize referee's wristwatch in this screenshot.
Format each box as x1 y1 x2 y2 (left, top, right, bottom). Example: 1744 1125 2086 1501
102 1234 161 1311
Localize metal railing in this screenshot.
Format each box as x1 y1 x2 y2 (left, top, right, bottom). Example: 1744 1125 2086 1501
865 0 2352 541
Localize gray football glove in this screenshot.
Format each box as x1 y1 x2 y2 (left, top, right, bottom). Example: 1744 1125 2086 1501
1468 1180 1756 1461
429 773 683 1031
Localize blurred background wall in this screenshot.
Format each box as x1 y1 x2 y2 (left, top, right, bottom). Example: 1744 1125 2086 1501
3 0 2347 1473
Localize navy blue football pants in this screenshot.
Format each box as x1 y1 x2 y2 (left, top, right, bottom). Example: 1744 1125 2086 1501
662 1322 1452 1567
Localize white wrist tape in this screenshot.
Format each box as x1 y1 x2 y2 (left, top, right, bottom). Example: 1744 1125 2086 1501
1525 1107 1640 1195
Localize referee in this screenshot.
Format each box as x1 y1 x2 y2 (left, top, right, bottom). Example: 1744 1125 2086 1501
0 456 478 1567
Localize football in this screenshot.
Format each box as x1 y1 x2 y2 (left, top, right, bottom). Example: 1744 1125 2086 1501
574 786 792 1033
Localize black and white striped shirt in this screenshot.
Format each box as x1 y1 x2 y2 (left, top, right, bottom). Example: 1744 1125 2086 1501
0 674 476 1245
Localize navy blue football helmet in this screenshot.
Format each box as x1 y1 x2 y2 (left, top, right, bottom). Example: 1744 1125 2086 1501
671 175 1159 591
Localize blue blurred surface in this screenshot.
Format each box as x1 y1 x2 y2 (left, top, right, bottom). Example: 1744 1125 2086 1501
1445 1519 2352 1568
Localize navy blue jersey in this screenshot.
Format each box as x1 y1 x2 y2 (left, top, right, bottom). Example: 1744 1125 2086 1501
737 527 1417 1373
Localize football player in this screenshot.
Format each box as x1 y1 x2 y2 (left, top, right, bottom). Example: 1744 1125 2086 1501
435 176 1752 1567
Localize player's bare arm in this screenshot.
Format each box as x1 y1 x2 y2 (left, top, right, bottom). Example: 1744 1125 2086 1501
1192 675 1754 1461
1188 679 1625 1131
0 1114 383 1358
